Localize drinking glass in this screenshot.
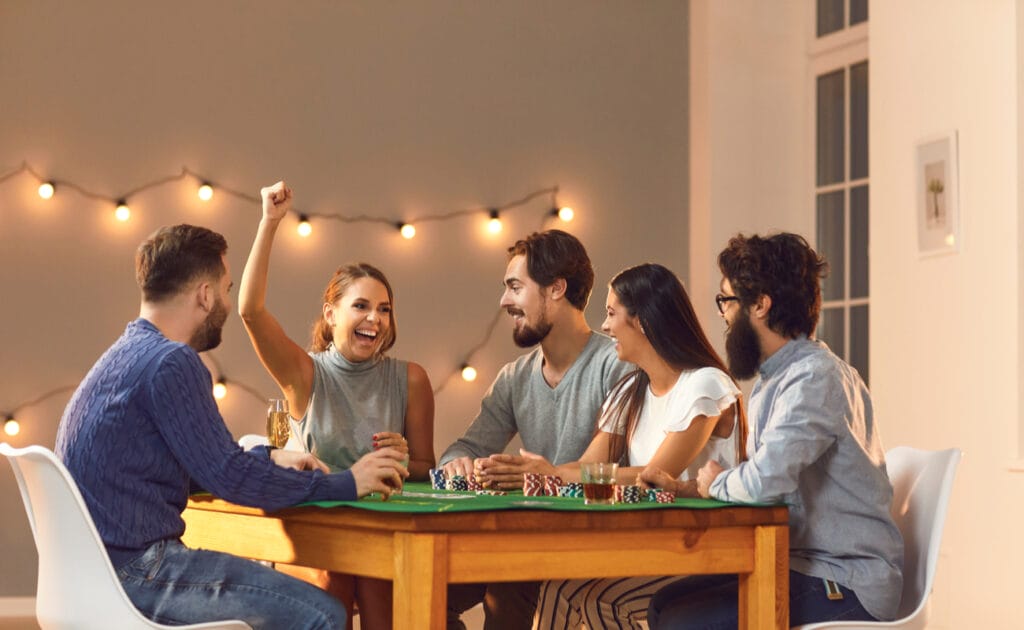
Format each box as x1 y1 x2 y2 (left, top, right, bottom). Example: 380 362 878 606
266 399 290 448
580 462 618 505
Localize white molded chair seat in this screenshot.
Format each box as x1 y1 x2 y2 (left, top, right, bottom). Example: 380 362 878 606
794 446 962 630
1 442 250 630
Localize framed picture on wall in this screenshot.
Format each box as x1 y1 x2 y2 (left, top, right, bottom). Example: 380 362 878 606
916 131 959 256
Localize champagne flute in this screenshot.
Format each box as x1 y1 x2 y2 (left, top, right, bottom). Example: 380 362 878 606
266 399 290 448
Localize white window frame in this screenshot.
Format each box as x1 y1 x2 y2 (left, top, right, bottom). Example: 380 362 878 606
808 0 868 372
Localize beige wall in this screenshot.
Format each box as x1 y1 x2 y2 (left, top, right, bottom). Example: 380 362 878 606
0 1 689 597
692 0 1022 627
871 1 1022 627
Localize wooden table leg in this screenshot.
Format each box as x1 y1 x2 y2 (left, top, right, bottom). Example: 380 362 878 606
738 524 789 630
393 532 448 630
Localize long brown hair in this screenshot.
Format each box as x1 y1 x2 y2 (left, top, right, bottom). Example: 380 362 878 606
309 263 397 354
603 264 748 467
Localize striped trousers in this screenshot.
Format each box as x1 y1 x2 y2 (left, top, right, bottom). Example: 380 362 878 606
533 575 680 629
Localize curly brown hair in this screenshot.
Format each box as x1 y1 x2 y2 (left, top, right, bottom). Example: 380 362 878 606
717 233 829 338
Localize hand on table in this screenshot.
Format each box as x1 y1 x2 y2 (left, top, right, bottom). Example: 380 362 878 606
442 456 478 479
270 449 331 474
351 447 409 499
696 460 724 499
475 449 555 490
637 465 676 491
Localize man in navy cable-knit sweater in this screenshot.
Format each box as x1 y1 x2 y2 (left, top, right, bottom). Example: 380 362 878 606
56 224 407 629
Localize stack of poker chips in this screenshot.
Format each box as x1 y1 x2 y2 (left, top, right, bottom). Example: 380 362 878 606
614 484 642 504
448 475 469 491
429 468 447 490
523 472 544 496
654 490 675 503
556 482 584 498
542 475 564 496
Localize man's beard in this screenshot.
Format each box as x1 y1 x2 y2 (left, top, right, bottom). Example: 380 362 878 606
511 309 553 348
190 295 228 353
725 308 762 380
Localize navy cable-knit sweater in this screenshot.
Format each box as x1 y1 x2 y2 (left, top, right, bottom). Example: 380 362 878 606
56 318 357 568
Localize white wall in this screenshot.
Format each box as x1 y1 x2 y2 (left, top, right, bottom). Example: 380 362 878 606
0 0 689 597
871 2 1021 627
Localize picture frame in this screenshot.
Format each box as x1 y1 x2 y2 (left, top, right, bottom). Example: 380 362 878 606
916 131 960 256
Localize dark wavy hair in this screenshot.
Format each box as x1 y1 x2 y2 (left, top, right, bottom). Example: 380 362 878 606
135 224 227 302
507 229 594 311
309 263 397 354
603 263 747 467
717 233 829 338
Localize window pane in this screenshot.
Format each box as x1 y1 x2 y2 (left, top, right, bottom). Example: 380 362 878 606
816 69 845 186
817 191 846 301
850 304 869 384
850 61 868 180
850 0 868 25
817 0 844 36
818 307 846 359
850 185 869 298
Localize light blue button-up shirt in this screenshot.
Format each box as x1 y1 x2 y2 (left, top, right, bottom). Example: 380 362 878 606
710 336 903 621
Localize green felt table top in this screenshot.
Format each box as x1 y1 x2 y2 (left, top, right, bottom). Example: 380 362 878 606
298 482 744 513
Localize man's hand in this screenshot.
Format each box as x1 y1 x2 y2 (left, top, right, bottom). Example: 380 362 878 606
475 449 555 490
351 447 409 499
442 456 475 479
260 181 292 222
270 449 331 473
696 460 725 498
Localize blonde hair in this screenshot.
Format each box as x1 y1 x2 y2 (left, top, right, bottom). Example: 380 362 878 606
310 263 397 354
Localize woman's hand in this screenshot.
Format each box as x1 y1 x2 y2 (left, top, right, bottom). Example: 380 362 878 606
260 181 292 222
372 432 409 456
351 448 409 499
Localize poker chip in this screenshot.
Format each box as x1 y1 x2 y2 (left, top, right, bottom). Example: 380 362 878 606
622 485 642 504
428 468 447 490
449 475 469 491
654 490 675 504
542 475 563 497
556 485 574 498
523 472 544 496
467 475 484 492
614 484 625 503
476 489 508 496
646 488 659 502
565 482 583 498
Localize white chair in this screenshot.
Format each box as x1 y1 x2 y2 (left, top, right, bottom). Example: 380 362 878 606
795 446 962 630
0 442 250 630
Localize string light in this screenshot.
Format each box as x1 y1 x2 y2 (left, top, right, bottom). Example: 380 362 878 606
115 199 131 222
213 378 228 400
297 214 313 238
487 209 502 234
3 416 18 437
460 364 478 382
552 206 574 222
1 161 578 400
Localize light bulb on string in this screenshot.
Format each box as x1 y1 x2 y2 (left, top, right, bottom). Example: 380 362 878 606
487 209 502 234
398 222 416 239
297 214 313 238
197 183 214 202
4 416 19 437
38 182 55 199
115 199 131 222
460 364 478 382
213 378 227 400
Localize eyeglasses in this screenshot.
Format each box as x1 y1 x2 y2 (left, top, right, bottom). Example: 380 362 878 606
715 294 740 314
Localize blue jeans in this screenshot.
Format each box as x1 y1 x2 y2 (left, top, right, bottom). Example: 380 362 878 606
116 540 347 629
647 570 877 629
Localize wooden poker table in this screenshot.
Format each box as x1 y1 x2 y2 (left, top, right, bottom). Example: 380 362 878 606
183 483 789 629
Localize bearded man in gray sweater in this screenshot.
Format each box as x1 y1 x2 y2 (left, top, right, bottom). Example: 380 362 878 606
440 229 628 630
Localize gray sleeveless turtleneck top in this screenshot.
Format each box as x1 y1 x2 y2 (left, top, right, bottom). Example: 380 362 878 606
294 346 408 471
